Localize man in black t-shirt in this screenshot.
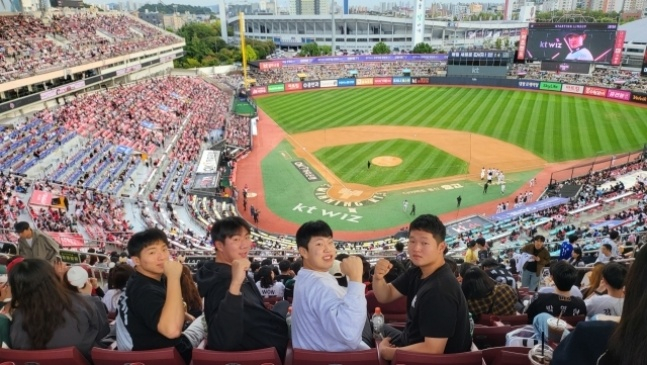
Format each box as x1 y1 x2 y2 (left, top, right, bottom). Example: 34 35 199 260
372 214 472 361
116 229 193 364
275 260 293 285
526 261 586 323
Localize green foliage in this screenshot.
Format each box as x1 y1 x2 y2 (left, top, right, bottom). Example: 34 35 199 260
245 45 258 62
534 10 621 23
494 38 502 50
299 42 321 56
411 42 433 54
372 42 391 55
320 45 333 55
138 3 211 14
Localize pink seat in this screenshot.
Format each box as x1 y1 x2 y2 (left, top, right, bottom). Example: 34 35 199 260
0 347 90 365
391 350 483 365
288 348 378 365
91 347 184 365
366 291 407 323
192 347 282 365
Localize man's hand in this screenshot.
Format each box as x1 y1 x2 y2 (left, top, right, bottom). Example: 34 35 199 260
340 256 364 282
373 258 393 281
229 258 251 295
379 337 397 361
164 260 184 281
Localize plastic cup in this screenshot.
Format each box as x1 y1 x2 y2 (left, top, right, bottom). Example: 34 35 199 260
528 344 554 365
547 317 568 343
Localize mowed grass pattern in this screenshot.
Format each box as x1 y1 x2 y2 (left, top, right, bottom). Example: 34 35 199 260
314 139 468 186
256 87 647 162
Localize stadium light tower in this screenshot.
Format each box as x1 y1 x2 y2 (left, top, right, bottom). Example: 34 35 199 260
219 0 228 43
331 0 336 55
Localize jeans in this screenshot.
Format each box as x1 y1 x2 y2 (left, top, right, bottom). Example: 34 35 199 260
522 269 540 291
532 313 570 343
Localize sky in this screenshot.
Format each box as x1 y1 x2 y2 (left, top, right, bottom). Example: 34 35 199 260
87 0 503 7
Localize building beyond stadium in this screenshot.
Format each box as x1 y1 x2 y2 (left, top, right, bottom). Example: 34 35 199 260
229 15 528 52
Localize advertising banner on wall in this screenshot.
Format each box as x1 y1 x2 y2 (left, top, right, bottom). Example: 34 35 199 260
40 80 86 100
338 78 356 87
411 77 430 84
392 77 412 85
631 92 647 105
517 80 541 89
268 84 285 93
583 86 607 97
302 80 321 89
355 78 374 86
518 28 528 60
642 48 647 77
606 89 631 101
611 30 626 66
540 61 590 74
250 86 268 95
320 80 338 88
374 77 393 85
447 65 508 78
539 82 562 91
561 84 584 94
285 82 303 91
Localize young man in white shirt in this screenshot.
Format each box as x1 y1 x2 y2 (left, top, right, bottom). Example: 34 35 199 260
595 243 613 264
585 262 626 318
291 220 373 352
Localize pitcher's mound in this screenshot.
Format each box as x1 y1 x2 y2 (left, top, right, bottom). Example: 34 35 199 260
372 156 402 167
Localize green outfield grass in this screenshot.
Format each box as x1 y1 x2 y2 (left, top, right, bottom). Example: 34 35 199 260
256 87 647 162
314 139 468 186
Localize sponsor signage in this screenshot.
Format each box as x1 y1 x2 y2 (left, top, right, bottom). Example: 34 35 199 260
374 77 392 85
40 80 85 100
302 80 320 89
355 78 374 86
631 92 647 105
525 23 618 64
392 77 411 85
292 160 321 182
268 84 285 93
518 28 528 60
561 84 584 94
337 78 356 87
583 86 607 97
411 77 430 84
259 61 282 70
611 30 625 66
285 82 302 91
447 65 509 78
642 48 647 77
606 89 631 101
192 174 219 189
250 86 268 95
518 80 541 89
60 250 82 264
320 79 338 88
539 82 562 91
196 150 220 174
116 64 142 76
274 54 448 67
540 61 590 74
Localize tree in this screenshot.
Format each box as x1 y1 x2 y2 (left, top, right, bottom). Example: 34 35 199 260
320 45 333 55
299 42 321 56
245 45 258 62
372 41 391 55
494 38 502 50
504 38 510 49
412 42 433 54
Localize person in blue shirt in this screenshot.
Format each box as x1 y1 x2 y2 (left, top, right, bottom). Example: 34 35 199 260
559 234 578 261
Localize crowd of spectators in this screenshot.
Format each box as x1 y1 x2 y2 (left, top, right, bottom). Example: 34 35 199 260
0 13 181 83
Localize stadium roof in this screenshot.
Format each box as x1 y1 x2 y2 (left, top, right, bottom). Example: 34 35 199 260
619 17 647 43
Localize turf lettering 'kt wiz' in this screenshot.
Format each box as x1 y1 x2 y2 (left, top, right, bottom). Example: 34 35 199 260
292 203 362 223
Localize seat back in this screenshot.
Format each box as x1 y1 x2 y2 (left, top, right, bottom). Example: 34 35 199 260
91 347 184 365
482 347 530 365
473 326 515 349
494 314 529 326
561 315 585 327
0 347 90 365
192 347 282 365
291 348 378 365
494 351 531 365
391 350 483 365
365 291 407 323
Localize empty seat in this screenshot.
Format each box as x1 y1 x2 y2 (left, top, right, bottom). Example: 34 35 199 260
0 347 90 365
91 347 184 365
192 347 282 365
391 349 483 365
288 348 378 365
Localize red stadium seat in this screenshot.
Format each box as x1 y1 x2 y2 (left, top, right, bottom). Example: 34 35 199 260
91 347 184 365
482 347 531 365
192 347 282 365
473 325 518 349
288 348 378 365
493 351 531 365
0 347 90 365
391 350 483 365
561 315 585 327
365 291 407 323
492 314 529 326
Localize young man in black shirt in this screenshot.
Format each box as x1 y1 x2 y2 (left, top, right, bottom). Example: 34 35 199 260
372 214 472 360
196 217 289 360
526 261 587 324
116 228 193 364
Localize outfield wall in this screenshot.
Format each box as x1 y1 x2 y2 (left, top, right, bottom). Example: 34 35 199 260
250 77 647 106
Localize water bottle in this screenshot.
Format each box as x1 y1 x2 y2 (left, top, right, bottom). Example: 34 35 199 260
371 307 385 340
286 306 292 340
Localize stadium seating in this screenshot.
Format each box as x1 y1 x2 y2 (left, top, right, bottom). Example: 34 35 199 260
91 347 184 365
192 347 282 365
287 348 379 365
482 347 532 365
390 349 483 365
0 347 89 365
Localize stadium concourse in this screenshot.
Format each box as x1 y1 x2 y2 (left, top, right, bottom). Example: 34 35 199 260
1 18 647 363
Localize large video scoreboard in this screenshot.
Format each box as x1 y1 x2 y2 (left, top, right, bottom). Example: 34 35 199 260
447 51 512 78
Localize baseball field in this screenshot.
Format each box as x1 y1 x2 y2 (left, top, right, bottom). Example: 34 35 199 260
248 86 647 233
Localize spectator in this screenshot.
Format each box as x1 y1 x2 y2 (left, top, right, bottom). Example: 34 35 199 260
461 267 517 321
394 242 407 261
255 265 285 299
9 259 105 361
102 263 135 314
600 231 621 257
526 261 586 324
585 262 627 318
275 260 293 284
538 261 584 298
475 237 489 262
115 229 193 364
566 247 586 267
64 266 110 339
196 217 289 361
480 258 517 289
595 243 614 264
464 241 478 264
582 263 608 299
372 214 471 360
291 220 371 352
180 265 203 320
14 221 60 262
520 235 550 291
559 234 578 261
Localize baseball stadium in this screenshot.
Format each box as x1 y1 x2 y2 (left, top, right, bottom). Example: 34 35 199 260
2 3 647 364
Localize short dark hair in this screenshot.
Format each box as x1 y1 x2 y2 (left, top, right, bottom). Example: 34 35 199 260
467 241 477 248
533 235 546 243
278 260 291 272
260 258 272 266
551 261 578 291
445 256 459 277
395 242 405 252
602 243 613 252
609 231 620 240
459 262 475 278
409 214 446 243
573 247 582 257
602 263 627 290
211 217 251 244
127 228 169 258
475 237 486 246
250 261 261 272
461 267 495 300
480 258 499 269
296 220 333 250
290 259 302 275
568 235 579 244
14 221 30 233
